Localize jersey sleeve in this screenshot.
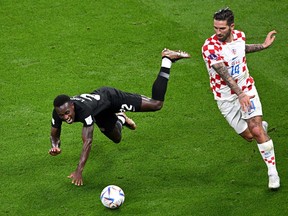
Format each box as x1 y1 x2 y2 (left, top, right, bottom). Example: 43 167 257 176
82 115 94 127
202 40 223 68
51 109 62 128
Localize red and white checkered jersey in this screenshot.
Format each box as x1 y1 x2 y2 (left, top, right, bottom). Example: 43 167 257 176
202 30 254 101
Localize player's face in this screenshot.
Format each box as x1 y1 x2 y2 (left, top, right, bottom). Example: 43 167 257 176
213 19 234 42
55 102 75 124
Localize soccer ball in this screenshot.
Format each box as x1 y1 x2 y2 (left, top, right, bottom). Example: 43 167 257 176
100 185 125 209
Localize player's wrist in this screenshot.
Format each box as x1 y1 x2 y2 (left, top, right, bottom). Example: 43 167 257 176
52 142 61 149
262 43 268 49
237 92 245 99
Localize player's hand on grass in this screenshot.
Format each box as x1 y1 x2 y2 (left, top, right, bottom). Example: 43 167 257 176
48 147 61 156
238 93 255 112
68 171 83 186
263 30 277 48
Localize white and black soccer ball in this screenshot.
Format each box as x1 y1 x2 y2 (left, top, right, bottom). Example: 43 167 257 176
100 185 125 209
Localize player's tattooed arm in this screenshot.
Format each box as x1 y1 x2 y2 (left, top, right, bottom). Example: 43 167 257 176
212 62 253 111
212 62 244 97
245 44 265 53
246 30 277 53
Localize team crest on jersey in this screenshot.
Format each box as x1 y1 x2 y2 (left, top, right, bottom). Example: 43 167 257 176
232 49 237 55
208 54 219 60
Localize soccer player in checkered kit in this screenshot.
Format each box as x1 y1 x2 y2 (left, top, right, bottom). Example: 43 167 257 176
48 48 190 186
202 8 280 189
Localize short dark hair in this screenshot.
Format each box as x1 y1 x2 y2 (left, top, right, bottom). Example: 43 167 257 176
53 94 71 107
213 7 234 26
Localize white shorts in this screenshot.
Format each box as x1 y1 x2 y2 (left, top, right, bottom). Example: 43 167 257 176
216 86 263 134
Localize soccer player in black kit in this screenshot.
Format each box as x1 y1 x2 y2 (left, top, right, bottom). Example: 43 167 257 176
49 48 191 186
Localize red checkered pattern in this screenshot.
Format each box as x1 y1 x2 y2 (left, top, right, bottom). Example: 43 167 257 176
202 30 254 101
261 151 276 165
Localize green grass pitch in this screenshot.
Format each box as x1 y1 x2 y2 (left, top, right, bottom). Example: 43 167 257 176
1 0 287 215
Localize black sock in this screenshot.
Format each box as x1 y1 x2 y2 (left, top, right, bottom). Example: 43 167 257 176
152 67 170 101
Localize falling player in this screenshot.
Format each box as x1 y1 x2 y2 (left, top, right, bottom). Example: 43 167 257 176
202 8 280 189
49 48 190 186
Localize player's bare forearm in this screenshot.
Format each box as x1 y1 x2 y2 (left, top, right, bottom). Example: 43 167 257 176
75 126 94 173
212 63 243 96
50 127 61 148
49 127 62 156
76 139 92 173
245 44 265 53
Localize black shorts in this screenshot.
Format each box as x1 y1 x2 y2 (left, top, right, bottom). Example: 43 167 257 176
93 87 142 133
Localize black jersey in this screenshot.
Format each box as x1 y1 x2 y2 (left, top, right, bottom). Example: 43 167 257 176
51 87 142 128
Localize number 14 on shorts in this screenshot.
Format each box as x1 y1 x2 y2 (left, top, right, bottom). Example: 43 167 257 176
248 99 256 114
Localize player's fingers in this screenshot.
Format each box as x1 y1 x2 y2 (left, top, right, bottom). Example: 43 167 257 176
48 150 56 156
241 104 246 112
77 180 83 186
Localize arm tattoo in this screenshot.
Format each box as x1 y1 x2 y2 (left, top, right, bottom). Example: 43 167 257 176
245 44 265 53
212 63 243 96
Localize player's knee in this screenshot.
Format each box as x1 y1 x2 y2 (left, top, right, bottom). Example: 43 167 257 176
244 136 254 142
103 129 122 143
109 133 122 143
151 101 163 111
249 125 263 139
141 98 164 111
240 134 254 142
113 137 121 143
240 129 254 142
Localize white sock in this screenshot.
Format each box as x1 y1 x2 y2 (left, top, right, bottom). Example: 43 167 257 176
257 139 278 176
161 57 172 68
117 114 125 125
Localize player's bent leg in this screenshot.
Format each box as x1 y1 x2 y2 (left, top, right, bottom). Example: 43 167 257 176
96 111 124 143
103 121 123 143
139 96 163 112
116 113 136 130
247 116 280 189
247 116 270 143
239 128 254 142
148 48 191 109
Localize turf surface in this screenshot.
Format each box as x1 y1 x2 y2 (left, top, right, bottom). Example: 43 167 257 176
1 0 287 215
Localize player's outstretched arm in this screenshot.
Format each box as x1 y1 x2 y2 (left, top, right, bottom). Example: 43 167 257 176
49 127 62 156
245 30 277 53
262 30 277 48
68 125 94 186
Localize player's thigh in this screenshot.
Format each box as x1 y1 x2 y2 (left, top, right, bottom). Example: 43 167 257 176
109 88 142 112
217 99 247 134
95 110 118 133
